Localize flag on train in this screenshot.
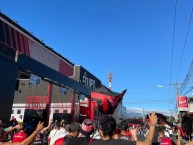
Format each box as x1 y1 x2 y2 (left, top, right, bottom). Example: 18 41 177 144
91 88 127 115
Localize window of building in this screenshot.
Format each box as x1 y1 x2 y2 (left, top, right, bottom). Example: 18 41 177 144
19 115 23 120
12 110 14 114
55 110 59 113
17 109 21 114
63 110 67 113
21 83 25 86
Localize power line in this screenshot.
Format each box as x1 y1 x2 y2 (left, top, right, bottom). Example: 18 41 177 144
176 9 193 81
178 59 193 95
169 0 178 93
123 92 176 102
125 88 169 95
124 100 172 104
168 0 178 111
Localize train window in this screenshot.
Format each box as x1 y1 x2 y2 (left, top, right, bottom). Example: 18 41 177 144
0 21 5 43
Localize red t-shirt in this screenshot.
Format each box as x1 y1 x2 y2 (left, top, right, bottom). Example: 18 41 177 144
13 131 27 142
159 137 172 145
54 137 65 145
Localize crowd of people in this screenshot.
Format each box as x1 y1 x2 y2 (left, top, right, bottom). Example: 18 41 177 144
0 112 192 145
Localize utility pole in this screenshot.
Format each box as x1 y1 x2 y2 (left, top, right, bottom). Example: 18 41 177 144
108 71 113 90
142 108 145 121
170 82 181 126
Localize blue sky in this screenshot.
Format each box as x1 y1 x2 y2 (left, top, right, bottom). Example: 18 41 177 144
1 0 192 112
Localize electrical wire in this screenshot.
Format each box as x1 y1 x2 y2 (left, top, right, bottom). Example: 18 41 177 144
125 88 169 95
123 92 176 102
169 0 178 94
168 0 178 111
176 9 193 82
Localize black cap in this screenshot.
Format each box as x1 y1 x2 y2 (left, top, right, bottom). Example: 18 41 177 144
66 122 81 132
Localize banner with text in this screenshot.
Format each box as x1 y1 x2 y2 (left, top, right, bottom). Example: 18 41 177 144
177 96 188 111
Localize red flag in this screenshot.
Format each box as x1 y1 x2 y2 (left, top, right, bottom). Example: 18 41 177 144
91 89 127 115
146 113 187 137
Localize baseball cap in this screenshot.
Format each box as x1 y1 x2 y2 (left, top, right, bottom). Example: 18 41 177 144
66 122 81 132
80 119 94 136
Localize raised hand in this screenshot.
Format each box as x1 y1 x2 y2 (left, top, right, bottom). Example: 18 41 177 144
36 121 44 132
149 112 158 126
14 124 22 130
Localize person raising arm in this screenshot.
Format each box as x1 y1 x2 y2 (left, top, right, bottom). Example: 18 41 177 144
91 112 158 145
2 122 44 145
135 112 158 145
177 129 193 145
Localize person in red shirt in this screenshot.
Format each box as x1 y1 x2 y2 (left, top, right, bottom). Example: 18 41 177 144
2 121 44 145
158 126 172 145
12 123 27 143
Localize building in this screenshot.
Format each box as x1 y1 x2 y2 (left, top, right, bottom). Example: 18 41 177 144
0 11 89 124
113 104 127 123
188 97 193 113
0 12 126 125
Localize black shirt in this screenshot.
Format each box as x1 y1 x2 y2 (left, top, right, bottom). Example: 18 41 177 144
91 138 136 145
68 137 91 145
33 132 44 145
117 134 131 140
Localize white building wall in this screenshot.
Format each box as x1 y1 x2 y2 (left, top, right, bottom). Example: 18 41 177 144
12 103 72 122
189 100 193 112
11 104 26 121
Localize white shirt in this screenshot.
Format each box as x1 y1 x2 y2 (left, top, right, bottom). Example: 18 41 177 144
168 129 173 135
48 129 63 145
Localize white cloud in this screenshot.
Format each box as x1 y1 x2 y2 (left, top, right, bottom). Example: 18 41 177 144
157 85 164 88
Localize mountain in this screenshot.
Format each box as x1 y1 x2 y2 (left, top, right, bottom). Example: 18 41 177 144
126 107 175 118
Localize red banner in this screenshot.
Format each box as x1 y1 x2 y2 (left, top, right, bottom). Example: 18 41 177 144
177 96 188 111
25 96 48 110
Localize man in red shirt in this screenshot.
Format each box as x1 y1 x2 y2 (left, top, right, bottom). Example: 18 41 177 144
2 121 44 145
158 126 172 145
12 123 27 143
